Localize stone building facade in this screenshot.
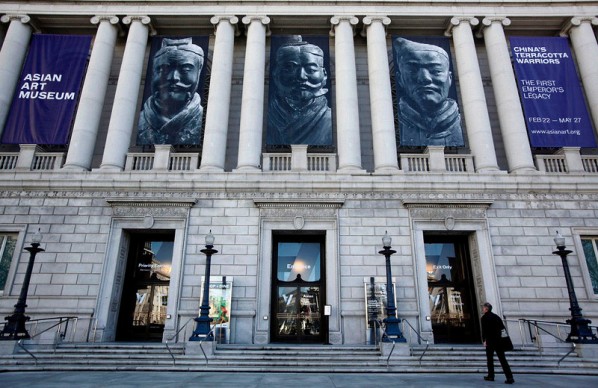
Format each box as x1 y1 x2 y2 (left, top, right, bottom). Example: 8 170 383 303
1 1 598 346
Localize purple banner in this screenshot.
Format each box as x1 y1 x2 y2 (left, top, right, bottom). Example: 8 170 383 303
510 36 596 148
1 34 92 145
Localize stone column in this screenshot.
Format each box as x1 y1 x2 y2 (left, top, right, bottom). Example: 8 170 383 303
0 15 32 139
63 16 119 171
99 16 151 171
331 16 363 173
363 16 399 173
447 17 499 172
235 15 270 171
481 17 536 173
565 17 598 133
200 16 238 172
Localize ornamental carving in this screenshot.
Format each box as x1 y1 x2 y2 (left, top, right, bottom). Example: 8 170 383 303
254 199 344 219
106 198 196 219
408 207 488 221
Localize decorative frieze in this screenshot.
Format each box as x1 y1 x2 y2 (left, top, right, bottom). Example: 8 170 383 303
105 198 196 218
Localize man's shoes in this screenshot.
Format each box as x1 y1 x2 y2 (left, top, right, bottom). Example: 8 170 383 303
505 379 515 384
484 376 494 381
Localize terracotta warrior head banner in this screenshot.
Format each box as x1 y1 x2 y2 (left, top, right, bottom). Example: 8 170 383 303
137 36 209 146
266 35 333 146
392 36 464 147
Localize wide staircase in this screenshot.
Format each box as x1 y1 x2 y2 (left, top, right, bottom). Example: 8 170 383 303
1 342 598 374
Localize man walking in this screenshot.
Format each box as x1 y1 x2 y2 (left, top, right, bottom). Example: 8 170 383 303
481 302 515 384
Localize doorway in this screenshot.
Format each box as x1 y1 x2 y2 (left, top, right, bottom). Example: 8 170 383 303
425 234 480 344
116 232 174 342
270 232 326 343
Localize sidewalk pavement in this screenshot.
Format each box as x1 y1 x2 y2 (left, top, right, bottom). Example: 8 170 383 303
1 372 597 387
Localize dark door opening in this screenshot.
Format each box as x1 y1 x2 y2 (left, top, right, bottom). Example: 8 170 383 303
271 232 326 344
116 232 174 342
425 234 480 344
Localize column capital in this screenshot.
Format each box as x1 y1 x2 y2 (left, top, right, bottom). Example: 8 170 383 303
1 14 30 24
330 15 359 36
211 15 240 36
477 17 510 38
330 15 359 26
361 15 391 37
561 16 598 37
445 16 479 37
123 15 155 36
90 15 119 25
481 16 511 28
362 15 391 26
122 15 151 25
242 15 270 36
211 15 239 26
241 15 270 25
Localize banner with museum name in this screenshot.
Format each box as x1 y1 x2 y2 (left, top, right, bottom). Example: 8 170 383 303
510 36 596 148
1 34 92 145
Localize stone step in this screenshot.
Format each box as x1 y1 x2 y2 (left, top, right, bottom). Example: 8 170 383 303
1 342 596 375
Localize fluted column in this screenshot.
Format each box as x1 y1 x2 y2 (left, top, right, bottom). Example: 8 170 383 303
363 16 399 173
99 16 151 171
200 16 238 172
565 17 598 133
235 15 269 171
331 16 363 173
63 16 119 171
0 15 32 139
447 17 499 172
481 17 536 173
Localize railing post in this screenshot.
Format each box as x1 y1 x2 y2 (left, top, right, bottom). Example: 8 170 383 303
425 146 446 172
291 145 308 171
557 147 584 173
16 144 41 171
153 145 174 171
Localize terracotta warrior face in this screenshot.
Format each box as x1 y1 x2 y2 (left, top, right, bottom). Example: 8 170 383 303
152 49 202 113
274 45 328 106
398 49 452 114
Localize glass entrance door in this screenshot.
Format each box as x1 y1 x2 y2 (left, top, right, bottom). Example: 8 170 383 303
116 232 174 342
425 235 480 344
271 233 325 343
276 286 321 341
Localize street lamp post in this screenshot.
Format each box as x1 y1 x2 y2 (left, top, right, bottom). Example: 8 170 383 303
189 231 218 341
0 229 44 340
379 231 406 342
552 232 598 344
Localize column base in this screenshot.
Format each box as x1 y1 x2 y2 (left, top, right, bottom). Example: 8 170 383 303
95 165 124 172
61 164 90 172
509 166 538 174
476 167 507 174
373 166 402 175
233 166 262 173
199 165 225 173
336 166 368 175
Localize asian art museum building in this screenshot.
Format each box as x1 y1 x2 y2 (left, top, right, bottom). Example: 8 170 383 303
2 0 598 355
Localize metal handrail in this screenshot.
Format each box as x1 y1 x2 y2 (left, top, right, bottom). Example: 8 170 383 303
398 318 430 364
517 318 578 364
199 326 218 365
374 323 396 367
558 343 577 366
401 318 428 346
22 316 77 341
17 339 38 364
164 317 195 365
519 319 569 344
15 316 78 363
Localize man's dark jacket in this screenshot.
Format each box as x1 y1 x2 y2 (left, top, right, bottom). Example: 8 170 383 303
481 311 505 348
